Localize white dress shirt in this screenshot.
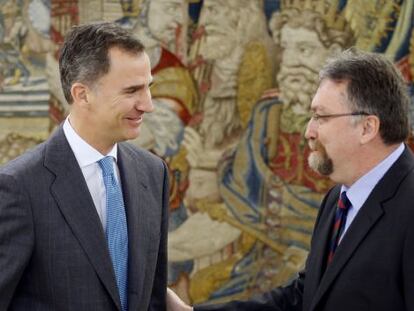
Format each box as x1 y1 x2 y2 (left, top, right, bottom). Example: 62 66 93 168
63 117 120 231
339 143 404 242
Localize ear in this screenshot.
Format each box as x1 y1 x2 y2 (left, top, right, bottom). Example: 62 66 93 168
360 115 380 144
70 82 90 107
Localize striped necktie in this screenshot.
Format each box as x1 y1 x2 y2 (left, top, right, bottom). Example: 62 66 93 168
98 156 128 311
327 191 352 264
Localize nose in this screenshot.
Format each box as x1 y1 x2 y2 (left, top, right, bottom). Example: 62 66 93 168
304 118 317 140
137 87 154 113
282 48 300 67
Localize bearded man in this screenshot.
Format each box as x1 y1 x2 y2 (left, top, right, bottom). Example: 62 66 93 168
168 47 414 311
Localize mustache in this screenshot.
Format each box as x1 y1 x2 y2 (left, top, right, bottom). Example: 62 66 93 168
277 65 319 84
278 64 319 76
308 139 324 152
307 139 333 176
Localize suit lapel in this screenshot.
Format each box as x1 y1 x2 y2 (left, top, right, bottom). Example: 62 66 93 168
310 147 414 311
303 186 339 309
118 144 157 310
44 127 121 310
310 194 384 310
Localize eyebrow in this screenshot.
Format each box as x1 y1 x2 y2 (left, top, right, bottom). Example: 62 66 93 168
122 85 142 94
122 78 154 94
311 105 328 113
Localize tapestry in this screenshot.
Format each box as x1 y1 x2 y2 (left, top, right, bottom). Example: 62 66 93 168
0 0 413 305
0 0 51 152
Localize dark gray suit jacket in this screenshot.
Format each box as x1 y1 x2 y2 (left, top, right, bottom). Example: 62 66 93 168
0 127 169 311
196 146 414 311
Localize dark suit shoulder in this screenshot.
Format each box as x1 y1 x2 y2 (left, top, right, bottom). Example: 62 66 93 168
386 165 414 214
373 146 414 207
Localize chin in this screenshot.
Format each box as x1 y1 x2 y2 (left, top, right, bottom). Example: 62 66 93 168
308 152 331 176
308 153 318 173
122 128 141 142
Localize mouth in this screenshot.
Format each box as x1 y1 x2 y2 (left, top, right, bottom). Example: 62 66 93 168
125 115 143 126
308 141 316 151
284 76 304 84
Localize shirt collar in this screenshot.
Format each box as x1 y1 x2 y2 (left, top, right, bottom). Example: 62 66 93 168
341 143 405 209
63 117 118 168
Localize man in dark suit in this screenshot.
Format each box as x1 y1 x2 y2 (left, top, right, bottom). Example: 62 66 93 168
0 22 168 310
167 49 414 311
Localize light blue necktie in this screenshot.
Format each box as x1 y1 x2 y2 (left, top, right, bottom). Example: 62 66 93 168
98 156 128 311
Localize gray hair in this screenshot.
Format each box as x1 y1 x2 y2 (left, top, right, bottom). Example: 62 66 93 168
320 48 410 144
59 22 145 104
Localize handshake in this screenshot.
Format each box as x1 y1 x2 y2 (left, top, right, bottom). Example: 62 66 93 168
167 288 194 311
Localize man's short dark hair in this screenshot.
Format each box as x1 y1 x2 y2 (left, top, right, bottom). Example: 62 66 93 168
319 48 411 144
59 22 145 104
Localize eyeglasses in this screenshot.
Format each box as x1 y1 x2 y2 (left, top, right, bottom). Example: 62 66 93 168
309 111 370 124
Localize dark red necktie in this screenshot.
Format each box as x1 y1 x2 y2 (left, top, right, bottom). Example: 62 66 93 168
327 191 352 264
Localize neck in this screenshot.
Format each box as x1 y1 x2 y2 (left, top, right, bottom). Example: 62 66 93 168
68 113 115 155
342 141 401 187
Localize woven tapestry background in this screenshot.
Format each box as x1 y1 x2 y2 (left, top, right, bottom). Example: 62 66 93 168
1 0 413 305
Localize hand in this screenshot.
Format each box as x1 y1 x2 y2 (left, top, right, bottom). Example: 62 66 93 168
167 288 193 311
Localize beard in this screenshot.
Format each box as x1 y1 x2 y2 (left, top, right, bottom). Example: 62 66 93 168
308 139 333 176
277 65 319 132
277 65 319 108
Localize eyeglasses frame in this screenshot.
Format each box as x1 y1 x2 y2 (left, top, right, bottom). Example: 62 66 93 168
309 111 370 124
